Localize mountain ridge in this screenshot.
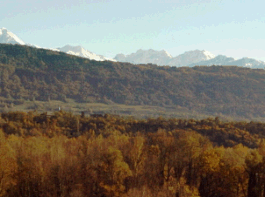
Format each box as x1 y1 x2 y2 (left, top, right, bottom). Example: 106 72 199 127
116 49 265 68
187 55 265 68
57 45 116 62
0 28 114 61
114 49 216 66
1 27 265 68
1 43 265 119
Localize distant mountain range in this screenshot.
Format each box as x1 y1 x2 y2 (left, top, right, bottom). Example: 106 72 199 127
1 27 265 68
0 27 115 62
114 49 216 67
115 50 265 68
186 55 265 68
57 45 116 62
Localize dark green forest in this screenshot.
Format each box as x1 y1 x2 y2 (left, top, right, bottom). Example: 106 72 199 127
1 44 265 119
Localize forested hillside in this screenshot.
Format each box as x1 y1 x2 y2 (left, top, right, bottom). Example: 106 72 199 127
1 44 265 119
1 111 265 196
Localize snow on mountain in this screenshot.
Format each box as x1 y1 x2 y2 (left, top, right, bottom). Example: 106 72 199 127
187 55 265 69
0 28 43 49
115 49 265 69
0 27 25 45
168 50 215 67
114 49 215 66
26 43 42 48
187 55 235 67
1 27 265 68
114 49 172 65
202 50 216 59
57 45 116 62
233 58 265 68
0 28 115 62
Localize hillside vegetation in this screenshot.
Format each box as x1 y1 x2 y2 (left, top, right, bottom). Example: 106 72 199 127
1 44 265 119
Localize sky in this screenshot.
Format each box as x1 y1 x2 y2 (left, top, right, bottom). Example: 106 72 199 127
1 0 265 60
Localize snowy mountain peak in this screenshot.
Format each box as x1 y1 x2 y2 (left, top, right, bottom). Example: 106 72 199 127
0 28 25 45
114 49 216 66
202 50 215 59
114 49 173 65
167 50 215 67
0 28 116 62
186 54 265 69
1 28 265 68
57 45 116 62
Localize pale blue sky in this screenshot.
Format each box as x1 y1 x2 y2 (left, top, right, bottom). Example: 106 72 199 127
1 0 265 60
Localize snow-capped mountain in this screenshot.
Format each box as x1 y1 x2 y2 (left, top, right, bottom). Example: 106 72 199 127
114 49 215 66
0 28 115 62
168 50 215 67
187 55 235 67
57 45 116 62
0 27 25 45
1 27 265 68
187 55 265 68
115 49 172 65
114 49 265 69
233 58 265 68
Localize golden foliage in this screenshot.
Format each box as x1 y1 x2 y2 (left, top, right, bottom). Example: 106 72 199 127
0 111 265 196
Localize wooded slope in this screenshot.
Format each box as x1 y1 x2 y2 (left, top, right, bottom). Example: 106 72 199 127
1 44 265 118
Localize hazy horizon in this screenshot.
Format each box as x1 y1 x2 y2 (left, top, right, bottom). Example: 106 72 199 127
2 0 265 60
